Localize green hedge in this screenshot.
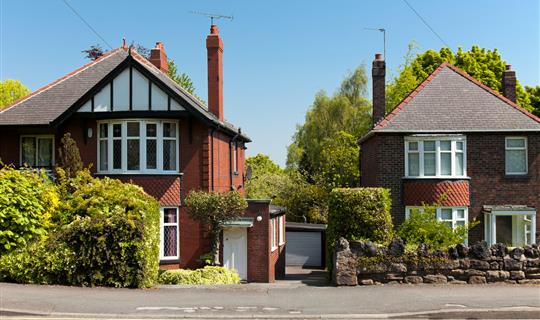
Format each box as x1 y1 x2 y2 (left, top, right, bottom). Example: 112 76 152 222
159 266 241 285
0 170 160 288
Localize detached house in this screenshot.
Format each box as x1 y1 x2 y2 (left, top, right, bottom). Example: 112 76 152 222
360 54 539 247
0 25 285 282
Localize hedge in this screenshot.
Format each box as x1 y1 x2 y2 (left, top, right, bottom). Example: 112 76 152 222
0 170 160 288
159 266 241 285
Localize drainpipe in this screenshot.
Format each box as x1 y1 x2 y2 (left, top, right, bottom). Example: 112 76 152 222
229 128 241 191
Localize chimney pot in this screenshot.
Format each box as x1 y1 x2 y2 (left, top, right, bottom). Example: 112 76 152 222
372 54 386 127
375 53 383 61
149 41 168 74
210 25 220 35
502 64 517 103
505 64 512 71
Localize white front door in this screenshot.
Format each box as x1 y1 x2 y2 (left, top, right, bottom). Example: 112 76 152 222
223 227 247 280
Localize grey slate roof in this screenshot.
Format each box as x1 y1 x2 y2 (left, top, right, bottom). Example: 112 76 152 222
0 47 250 141
365 63 540 138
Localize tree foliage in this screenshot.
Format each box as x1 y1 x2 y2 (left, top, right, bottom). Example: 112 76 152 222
0 80 30 109
81 44 105 61
526 85 540 117
168 60 197 95
386 45 536 114
286 66 371 186
56 133 84 179
185 191 247 265
245 154 287 199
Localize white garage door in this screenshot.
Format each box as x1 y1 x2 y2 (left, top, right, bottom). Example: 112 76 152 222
286 231 322 267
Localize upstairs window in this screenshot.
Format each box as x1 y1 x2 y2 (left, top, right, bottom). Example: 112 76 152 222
20 135 54 168
98 120 178 174
505 137 527 175
405 137 466 178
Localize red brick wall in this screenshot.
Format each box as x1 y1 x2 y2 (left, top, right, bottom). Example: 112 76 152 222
0 129 21 165
403 180 470 207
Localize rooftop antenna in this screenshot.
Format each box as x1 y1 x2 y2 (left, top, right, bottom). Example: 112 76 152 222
364 27 386 59
190 11 234 25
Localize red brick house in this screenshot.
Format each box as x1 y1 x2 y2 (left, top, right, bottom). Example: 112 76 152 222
0 25 285 282
360 54 539 246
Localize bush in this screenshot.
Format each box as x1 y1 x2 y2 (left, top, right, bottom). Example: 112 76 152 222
397 206 476 250
158 266 241 285
0 166 59 255
58 174 160 288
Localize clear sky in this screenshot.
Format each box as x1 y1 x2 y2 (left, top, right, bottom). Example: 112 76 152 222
1 0 539 166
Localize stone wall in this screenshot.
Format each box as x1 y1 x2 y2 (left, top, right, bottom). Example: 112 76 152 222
333 238 540 286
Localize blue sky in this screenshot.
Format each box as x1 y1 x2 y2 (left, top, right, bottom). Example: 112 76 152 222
1 0 539 166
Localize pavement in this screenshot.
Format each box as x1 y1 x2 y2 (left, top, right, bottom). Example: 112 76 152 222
1 267 540 319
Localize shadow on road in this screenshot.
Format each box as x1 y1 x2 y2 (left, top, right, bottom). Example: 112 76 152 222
279 266 329 287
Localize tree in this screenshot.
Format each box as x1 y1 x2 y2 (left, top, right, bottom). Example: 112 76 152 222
0 80 30 109
386 45 535 113
245 154 288 200
318 131 360 188
185 191 247 265
167 60 197 95
56 133 83 179
286 65 372 185
526 86 540 117
82 44 105 61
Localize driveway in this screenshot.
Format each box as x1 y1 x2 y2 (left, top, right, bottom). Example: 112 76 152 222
1 282 539 319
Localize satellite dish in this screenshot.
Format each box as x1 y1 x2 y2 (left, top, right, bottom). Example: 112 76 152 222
245 166 253 180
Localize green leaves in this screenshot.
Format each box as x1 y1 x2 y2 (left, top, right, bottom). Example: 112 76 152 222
0 79 30 109
158 266 240 285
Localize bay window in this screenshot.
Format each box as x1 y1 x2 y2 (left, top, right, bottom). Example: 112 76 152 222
405 136 466 178
405 206 468 237
97 119 179 173
160 207 179 260
20 135 54 168
505 137 527 175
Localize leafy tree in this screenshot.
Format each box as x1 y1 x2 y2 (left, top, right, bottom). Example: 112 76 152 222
245 154 288 199
167 60 196 95
0 80 30 109
526 86 540 116
286 66 372 185
82 44 105 61
318 131 360 188
56 133 83 179
185 191 247 265
386 45 535 113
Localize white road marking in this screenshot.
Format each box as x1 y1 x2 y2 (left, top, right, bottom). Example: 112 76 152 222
262 307 279 311
136 306 197 311
289 310 302 314
445 303 467 308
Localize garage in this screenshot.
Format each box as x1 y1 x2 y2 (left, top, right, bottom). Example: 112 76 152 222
285 222 326 268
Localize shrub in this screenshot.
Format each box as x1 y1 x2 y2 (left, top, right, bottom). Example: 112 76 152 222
397 205 477 250
158 266 241 285
0 166 59 255
58 174 160 288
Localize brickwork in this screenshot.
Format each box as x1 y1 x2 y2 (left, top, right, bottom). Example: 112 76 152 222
403 180 470 207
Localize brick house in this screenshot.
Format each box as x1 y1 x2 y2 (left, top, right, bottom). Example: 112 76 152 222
0 25 285 282
360 54 539 246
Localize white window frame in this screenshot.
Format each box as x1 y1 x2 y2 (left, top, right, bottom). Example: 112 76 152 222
405 206 469 244
484 210 536 247
505 137 528 175
97 119 179 174
278 215 285 245
160 207 180 260
271 218 278 251
20 135 55 168
405 136 467 178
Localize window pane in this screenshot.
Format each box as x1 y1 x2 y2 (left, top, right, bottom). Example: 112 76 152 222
506 150 526 173
146 139 157 169
424 141 435 152
21 137 36 166
127 140 140 170
127 122 139 137
456 141 464 151
113 124 122 137
455 153 464 176
440 141 451 151
457 209 465 219
408 141 418 151
408 153 419 176
507 138 525 148
163 140 176 170
163 226 178 257
113 140 122 169
146 123 157 137
100 123 108 138
441 209 452 220
424 153 436 176
455 221 465 227
37 138 53 167
163 123 176 138
99 140 108 171
441 153 451 175
164 208 177 223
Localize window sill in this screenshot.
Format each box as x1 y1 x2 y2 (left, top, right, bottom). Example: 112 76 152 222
159 259 181 265
504 174 529 180
402 176 471 180
95 172 183 176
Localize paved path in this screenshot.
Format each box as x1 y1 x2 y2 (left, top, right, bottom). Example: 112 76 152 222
1 281 539 319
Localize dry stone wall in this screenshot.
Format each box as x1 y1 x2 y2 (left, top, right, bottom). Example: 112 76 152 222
333 238 540 286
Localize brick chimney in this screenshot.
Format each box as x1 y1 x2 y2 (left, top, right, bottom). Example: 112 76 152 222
206 25 224 121
372 53 386 127
502 64 516 103
149 42 168 74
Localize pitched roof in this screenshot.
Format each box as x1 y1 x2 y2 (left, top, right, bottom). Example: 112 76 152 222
360 63 540 142
0 47 250 141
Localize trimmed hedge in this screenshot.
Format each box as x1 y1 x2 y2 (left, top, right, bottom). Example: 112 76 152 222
159 266 241 285
0 170 160 288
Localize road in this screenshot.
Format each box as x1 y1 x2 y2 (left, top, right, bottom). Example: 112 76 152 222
1 280 539 319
